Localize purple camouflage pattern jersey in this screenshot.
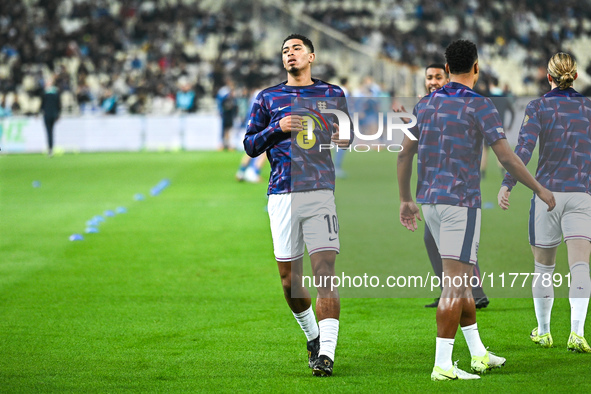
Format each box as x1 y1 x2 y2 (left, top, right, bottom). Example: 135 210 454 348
502 87 591 194
243 79 348 195
410 82 506 208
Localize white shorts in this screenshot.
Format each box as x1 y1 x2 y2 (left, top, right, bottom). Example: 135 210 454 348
268 189 340 262
529 192 591 248
422 204 481 265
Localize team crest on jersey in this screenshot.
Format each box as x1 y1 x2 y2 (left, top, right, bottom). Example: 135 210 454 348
317 101 327 110
523 114 529 126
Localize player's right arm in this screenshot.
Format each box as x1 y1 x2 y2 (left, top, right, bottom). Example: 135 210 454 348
243 93 301 157
500 101 541 191
397 133 421 231
278 116 303 134
497 101 544 210
474 97 554 211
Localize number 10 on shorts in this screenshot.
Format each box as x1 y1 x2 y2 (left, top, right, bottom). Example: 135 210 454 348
324 214 338 241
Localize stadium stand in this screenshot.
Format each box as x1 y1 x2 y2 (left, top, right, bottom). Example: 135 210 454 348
1 0 591 117
293 0 591 95
1 0 286 115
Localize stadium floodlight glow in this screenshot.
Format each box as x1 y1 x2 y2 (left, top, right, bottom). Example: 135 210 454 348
320 109 418 141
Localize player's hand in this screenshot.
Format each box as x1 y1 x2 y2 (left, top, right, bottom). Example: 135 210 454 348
279 115 304 133
399 201 421 232
392 104 411 124
537 188 556 212
330 123 350 148
497 186 511 210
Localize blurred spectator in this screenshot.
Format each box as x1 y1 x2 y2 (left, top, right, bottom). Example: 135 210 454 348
76 76 93 114
216 79 238 150
0 96 12 117
54 65 71 92
99 87 117 115
176 79 197 113
39 77 61 156
128 93 148 115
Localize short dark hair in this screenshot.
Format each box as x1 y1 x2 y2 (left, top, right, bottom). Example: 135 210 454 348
425 63 447 74
445 40 478 75
282 34 314 53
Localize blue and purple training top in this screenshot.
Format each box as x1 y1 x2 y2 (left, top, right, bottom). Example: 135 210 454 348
502 87 591 194
244 78 348 195
410 82 506 208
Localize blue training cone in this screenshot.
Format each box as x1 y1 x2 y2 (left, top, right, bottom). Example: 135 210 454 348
116 207 127 214
86 218 99 226
150 179 171 196
85 227 99 233
69 234 84 241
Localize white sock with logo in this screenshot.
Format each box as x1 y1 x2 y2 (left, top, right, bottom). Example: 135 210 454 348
461 323 487 357
292 305 319 341
569 262 591 337
318 318 339 361
532 262 555 335
435 337 454 370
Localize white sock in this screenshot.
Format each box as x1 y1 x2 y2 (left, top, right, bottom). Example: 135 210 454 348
318 318 339 361
569 262 591 337
532 262 555 335
292 305 319 341
461 323 487 357
435 337 454 370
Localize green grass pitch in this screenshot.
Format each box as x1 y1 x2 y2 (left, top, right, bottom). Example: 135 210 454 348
0 150 589 392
